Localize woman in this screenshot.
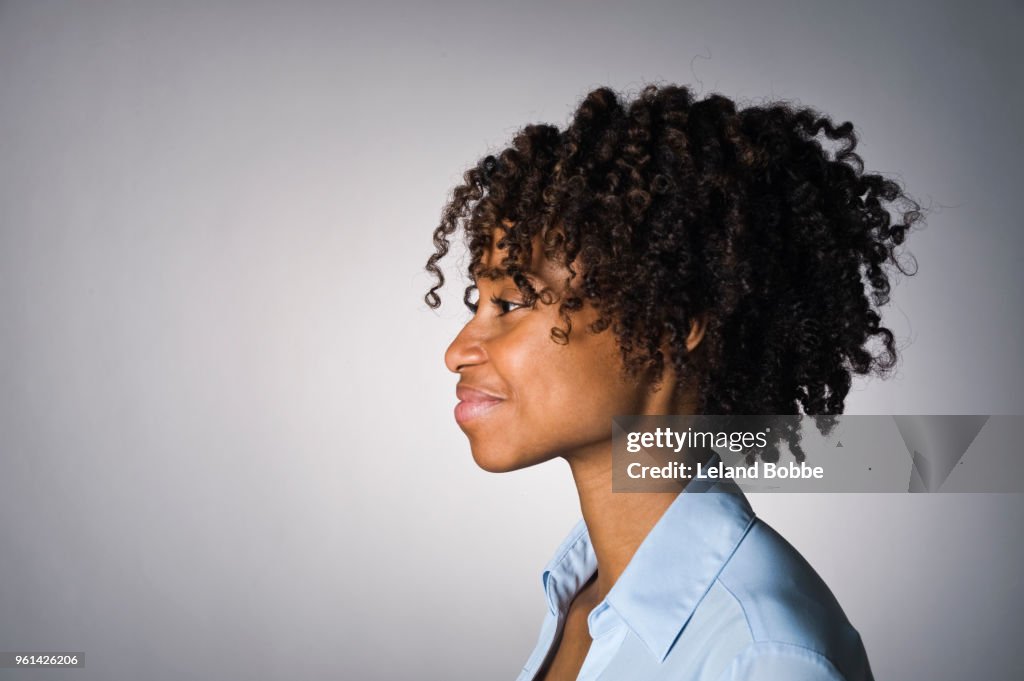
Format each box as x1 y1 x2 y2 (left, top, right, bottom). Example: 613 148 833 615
424 84 921 680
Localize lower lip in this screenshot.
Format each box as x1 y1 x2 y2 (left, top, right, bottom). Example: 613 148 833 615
454 399 504 425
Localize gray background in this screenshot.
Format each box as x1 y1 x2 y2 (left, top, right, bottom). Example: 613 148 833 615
1 1 1021 679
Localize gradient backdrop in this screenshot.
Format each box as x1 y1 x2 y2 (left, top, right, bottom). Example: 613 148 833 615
1 1 1021 679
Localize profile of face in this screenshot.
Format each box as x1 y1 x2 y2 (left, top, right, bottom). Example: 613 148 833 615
445 227 703 473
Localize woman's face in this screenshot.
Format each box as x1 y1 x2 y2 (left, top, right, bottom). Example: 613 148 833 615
444 228 659 473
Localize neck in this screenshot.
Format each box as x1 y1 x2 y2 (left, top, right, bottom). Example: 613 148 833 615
567 365 701 603
565 441 681 603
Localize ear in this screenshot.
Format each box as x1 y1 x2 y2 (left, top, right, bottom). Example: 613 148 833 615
646 315 706 411
655 314 708 365
684 314 707 354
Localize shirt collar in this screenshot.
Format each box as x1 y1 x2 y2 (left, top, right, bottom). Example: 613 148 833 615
541 517 595 618
540 452 756 662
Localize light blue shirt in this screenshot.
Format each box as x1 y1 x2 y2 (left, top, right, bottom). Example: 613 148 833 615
515 466 874 680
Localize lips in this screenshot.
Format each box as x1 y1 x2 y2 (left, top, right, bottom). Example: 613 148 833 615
454 385 505 425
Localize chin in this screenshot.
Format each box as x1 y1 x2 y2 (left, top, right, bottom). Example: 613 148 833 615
469 443 551 473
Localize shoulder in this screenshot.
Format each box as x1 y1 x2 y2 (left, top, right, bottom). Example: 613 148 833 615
714 641 851 681
711 517 874 681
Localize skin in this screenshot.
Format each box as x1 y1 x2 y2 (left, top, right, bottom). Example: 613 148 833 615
444 225 707 680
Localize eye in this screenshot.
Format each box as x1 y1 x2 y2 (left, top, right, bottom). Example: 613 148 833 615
490 294 528 316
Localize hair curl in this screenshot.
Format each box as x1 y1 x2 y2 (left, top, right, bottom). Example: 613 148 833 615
425 84 923 462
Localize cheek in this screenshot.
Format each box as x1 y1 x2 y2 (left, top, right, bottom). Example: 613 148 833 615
575 346 640 417
505 323 637 425
498 323 564 401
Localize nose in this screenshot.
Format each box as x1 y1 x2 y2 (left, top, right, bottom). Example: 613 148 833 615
444 317 489 374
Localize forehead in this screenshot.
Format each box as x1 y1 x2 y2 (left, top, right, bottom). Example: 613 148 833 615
480 223 566 287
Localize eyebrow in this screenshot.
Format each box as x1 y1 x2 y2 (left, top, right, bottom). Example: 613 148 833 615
474 265 547 288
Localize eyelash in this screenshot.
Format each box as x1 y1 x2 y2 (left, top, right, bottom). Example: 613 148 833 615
467 295 528 316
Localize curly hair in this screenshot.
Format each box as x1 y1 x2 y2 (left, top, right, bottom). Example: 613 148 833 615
424 83 924 462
